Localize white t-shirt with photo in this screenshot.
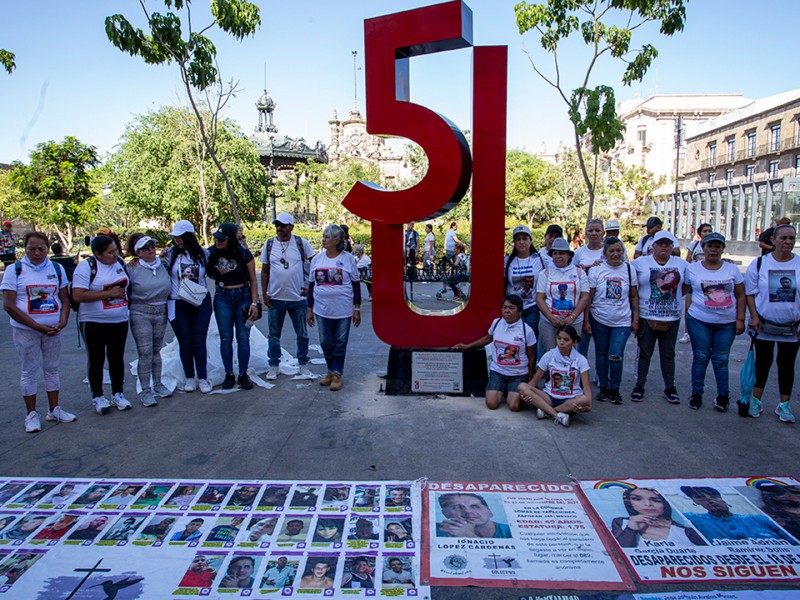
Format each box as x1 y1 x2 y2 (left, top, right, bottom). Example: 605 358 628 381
573 245 604 270
687 240 704 262
73 259 130 324
686 261 744 324
632 255 688 321
745 253 800 342
488 317 537 377
537 347 590 400
536 264 589 319
504 254 545 311
309 252 360 319
538 247 555 269
588 262 638 328
260 235 315 302
168 248 209 299
0 258 67 331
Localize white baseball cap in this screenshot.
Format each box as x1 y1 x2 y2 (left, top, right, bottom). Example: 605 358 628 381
605 219 620 231
653 230 677 245
167 220 195 237
273 212 295 226
134 236 156 252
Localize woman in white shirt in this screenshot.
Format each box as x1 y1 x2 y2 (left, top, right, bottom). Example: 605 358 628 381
745 223 800 423
684 233 745 412
453 295 537 411
503 225 545 336
573 218 605 357
1 232 75 432
587 237 639 404
72 234 133 415
518 325 591 427
307 224 361 391
535 238 590 357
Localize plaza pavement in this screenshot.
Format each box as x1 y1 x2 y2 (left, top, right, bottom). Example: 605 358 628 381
0 276 798 598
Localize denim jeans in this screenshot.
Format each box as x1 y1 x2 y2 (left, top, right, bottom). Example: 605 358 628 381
316 315 352 375
686 314 736 396
522 305 542 361
268 298 309 367
214 286 252 376
171 294 212 380
590 314 632 391
634 319 680 389
577 328 593 358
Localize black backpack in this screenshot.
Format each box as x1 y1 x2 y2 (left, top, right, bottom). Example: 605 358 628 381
265 236 311 281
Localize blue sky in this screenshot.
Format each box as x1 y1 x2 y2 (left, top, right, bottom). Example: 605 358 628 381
1 1 798 164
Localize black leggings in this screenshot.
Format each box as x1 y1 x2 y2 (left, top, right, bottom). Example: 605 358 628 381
82 321 129 398
754 338 800 396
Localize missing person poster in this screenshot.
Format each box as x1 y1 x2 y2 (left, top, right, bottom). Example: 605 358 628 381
0 477 429 599
579 477 800 584
423 481 633 590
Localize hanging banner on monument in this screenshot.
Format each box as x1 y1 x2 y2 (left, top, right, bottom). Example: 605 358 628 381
422 481 633 590
0 477 428 599
579 477 800 585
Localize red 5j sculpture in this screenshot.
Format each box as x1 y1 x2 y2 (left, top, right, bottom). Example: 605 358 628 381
343 0 507 348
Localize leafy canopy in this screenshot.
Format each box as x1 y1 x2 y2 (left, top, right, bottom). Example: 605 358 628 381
0 48 14 74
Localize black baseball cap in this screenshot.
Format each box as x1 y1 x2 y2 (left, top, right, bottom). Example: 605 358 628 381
545 224 563 236
644 216 663 229
212 222 238 241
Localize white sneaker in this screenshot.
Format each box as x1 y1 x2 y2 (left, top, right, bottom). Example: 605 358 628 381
183 378 197 392
679 333 690 344
266 366 279 380
298 366 313 378
554 413 570 427
93 396 111 415
46 406 76 423
153 383 172 398
110 393 132 411
24 411 41 433
536 408 548 420
139 390 157 407
198 379 212 394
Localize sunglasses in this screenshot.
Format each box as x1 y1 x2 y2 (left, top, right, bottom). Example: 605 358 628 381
139 242 156 250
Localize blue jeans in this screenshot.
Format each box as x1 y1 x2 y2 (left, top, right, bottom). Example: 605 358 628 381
590 314 632 391
171 294 212 380
577 328 593 358
686 314 736 396
268 299 309 367
316 315 352 375
214 286 252 376
522 305 542 361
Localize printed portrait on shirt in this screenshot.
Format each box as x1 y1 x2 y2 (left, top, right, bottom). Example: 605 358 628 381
514 276 535 301
102 279 128 310
768 270 797 303
604 277 623 300
549 368 577 397
494 341 521 366
649 268 680 302
180 262 200 284
27 285 58 314
549 281 576 316
314 268 344 286
701 280 734 308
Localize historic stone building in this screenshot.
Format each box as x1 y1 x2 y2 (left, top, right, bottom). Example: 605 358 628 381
651 89 800 252
326 106 410 185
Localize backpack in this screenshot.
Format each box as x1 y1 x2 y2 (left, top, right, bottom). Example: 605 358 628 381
265 236 311 281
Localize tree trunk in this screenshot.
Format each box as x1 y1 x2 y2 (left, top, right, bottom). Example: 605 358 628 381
572 128 596 220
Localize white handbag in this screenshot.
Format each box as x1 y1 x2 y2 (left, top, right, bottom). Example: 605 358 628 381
178 278 208 306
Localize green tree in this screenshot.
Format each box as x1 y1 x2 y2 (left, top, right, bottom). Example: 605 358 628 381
105 0 261 223
506 149 559 225
109 105 267 243
515 0 686 219
0 48 14 74
607 159 665 216
318 159 381 225
9 136 100 249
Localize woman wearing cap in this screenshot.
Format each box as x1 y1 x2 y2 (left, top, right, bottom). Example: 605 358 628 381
72 235 133 415
684 233 745 412
307 224 361 391
504 225 545 335
630 231 689 404
207 222 259 390
453 294 537 411
166 220 213 394
535 238 590 356
745 222 800 423
538 224 562 268
573 218 605 356
587 236 639 404
1 231 75 432
126 233 172 407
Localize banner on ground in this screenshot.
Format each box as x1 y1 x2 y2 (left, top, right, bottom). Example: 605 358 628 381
422 480 633 590
0 477 429 599
579 476 800 585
